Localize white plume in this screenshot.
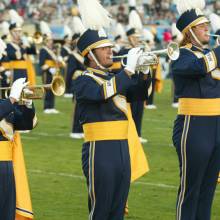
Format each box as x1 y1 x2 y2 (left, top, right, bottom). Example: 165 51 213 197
72 16 86 34
40 21 52 36
64 25 72 38
9 9 24 26
176 0 205 15
114 22 126 39
142 29 154 43
129 0 136 7
209 13 220 33
78 0 112 30
129 10 143 30
0 21 9 35
0 38 7 59
171 23 183 42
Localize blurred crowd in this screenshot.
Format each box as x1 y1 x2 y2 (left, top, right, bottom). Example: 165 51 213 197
0 0 220 26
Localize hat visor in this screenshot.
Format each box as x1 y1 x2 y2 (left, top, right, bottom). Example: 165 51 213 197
195 18 210 26
95 42 114 49
182 17 210 34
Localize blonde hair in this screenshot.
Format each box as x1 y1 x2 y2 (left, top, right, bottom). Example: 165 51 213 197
179 32 192 47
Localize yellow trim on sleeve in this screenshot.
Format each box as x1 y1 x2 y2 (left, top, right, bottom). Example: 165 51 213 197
211 51 217 67
103 83 107 99
113 77 116 93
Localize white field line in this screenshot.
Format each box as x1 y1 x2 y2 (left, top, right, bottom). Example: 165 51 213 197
28 169 220 193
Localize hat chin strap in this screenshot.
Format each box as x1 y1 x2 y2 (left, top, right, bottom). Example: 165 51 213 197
89 50 106 70
189 28 204 48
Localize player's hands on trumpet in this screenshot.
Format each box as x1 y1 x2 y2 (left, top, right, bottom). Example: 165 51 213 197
125 47 142 75
49 67 57 75
9 78 29 103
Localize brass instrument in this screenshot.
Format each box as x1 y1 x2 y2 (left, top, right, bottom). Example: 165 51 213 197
32 31 43 45
54 43 66 67
0 75 65 104
112 42 180 72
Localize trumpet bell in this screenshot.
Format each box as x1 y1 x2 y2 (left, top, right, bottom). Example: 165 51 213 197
136 54 158 72
167 42 179 61
50 75 66 96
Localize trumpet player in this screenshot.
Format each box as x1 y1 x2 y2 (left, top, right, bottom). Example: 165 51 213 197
61 25 73 98
171 0 220 219
39 34 64 114
209 13 220 186
0 77 37 220
127 28 148 143
68 33 85 139
6 15 37 86
0 49 11 99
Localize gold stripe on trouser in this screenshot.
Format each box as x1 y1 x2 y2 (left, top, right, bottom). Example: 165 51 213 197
176 115 190 220
89 142 96 220
218 173 220 183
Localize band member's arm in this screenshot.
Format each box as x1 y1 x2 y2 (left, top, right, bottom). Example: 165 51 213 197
25 44 37 55
13 104 37 130
126 72 152 102
39 49 49 71
171 47 220 77
0 99 14 120
73 70 134 102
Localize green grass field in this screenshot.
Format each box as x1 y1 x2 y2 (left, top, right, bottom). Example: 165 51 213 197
21 79 219 220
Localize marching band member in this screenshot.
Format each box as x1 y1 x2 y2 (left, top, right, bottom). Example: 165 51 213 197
170 22 183 108
171 0 220 219
74 0 150 219
39 21 63 114
68 15 88 139
69 33 85 139
209 13 220 186
0 27 11 98
6 10 36 86
61 25 73 98
126 0 148 144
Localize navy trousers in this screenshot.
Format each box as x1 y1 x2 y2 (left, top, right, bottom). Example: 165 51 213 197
173 115 220 220
82 140 131 220
0 161 16 220
131 101 144 136
43 72 55 109
72 98 83 133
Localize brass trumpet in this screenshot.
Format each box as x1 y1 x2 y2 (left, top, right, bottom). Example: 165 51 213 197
0 75 66 103
112 42 180 72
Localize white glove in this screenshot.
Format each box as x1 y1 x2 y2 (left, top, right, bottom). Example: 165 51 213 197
57 56 63 63
125 48 142 75
49 67 57 75
4 70 12 77
9 78 28 101
21 36 30 47
0 38 6 59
